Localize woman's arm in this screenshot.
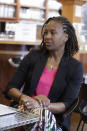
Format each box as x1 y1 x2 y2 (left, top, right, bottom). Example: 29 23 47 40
7 88 22 102
4 50 36 98
5 50 42 110
60 62 83 109
48 102 66 114
8 88 40 110
34 95 66 114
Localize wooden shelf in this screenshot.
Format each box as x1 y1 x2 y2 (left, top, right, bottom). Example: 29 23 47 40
0 50 29 55
0 17 18 22
20 5 46 10
19 18 45 22
0 17 17 19
0 40 41 45
0 0 48 22
0 2 17 6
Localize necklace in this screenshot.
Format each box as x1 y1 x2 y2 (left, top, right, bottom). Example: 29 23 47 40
50 65 54 70
47 57 61 70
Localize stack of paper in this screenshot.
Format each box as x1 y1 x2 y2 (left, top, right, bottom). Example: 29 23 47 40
0 104 16 116
20 8 44 20
20 0 44 7
48 0 62 10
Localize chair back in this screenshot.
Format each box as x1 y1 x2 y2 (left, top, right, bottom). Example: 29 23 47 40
79 101 87 123
76 84 87 131
80 101 87 112
79 83 87 101
63 98 78 118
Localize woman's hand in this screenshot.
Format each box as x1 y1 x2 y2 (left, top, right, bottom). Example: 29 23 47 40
19 94 40 110
34 95 50 108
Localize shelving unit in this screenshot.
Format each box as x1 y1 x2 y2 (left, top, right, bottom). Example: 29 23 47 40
0 0 61 23
0 0 62 44
0 0 19 22
0 0 49 23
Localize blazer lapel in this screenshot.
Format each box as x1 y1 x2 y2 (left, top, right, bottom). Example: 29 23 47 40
49 55 69 101
30 51 48 95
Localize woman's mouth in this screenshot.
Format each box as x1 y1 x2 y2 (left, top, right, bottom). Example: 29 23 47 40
45 41 52 46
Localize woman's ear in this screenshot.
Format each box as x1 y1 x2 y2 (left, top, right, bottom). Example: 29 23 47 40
64 34 68 42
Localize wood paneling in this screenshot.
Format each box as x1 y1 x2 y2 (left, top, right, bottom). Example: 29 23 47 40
0 54 16 105
80 53 87 73
58 0 85 23
0 44 37 105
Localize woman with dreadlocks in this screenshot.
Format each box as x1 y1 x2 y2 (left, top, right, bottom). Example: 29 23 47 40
5 16 83 131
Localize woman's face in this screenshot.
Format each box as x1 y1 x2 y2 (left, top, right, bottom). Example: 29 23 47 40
43 21 68 51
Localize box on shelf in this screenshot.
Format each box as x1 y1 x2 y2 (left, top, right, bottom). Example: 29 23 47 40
0 0 15 4
20 8 44 20
20 0 45 7
0 5 15 18
36 25 42 40
15 23 37 42
48 0 62 10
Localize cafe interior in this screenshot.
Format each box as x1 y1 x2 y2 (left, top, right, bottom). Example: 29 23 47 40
0 0 87 130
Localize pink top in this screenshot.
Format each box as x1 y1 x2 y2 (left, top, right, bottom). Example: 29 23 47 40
34 66 57 97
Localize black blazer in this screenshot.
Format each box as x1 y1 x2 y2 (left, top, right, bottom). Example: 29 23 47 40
5 49 83 130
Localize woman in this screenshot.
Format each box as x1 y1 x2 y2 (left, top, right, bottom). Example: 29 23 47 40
5 16 83 131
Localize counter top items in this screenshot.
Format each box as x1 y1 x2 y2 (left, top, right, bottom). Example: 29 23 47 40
83 74 87 84
0 104 17 116
0 104 39 131
8 56 24 67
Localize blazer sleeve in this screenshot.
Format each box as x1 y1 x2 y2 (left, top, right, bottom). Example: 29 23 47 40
60 62 83 109
4 49 37 97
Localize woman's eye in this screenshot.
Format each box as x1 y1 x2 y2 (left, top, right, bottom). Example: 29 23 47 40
44 31 48 35
51 31 56 35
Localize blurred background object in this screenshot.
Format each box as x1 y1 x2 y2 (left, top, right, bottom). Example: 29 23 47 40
81 2 87 41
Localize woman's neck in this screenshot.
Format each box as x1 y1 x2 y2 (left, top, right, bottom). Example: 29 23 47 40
46 47 64 70
49 46 64 61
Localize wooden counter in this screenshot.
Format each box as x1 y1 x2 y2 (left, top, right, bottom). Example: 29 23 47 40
0 40 41 45
0 40 41 55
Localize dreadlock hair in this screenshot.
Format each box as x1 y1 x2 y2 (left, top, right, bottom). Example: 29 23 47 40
40 16 79 57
